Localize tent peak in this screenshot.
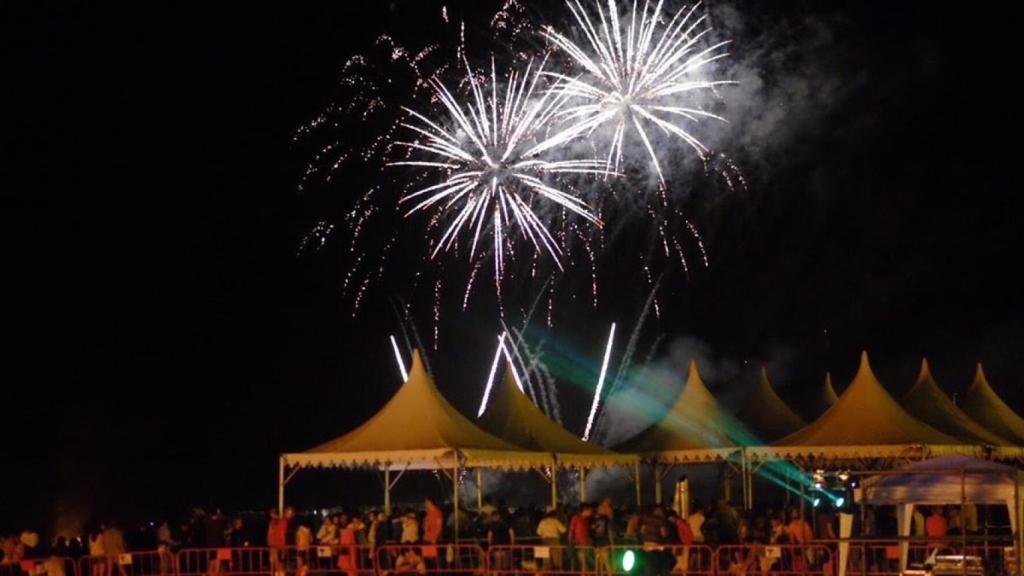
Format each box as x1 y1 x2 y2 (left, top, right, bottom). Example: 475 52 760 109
618 358 737 452
502 365 520 391
737 364 805 441
973 363 990 389
774 351 958 447
407 349 427 384
687 359 705 389
854 350 878 384
915 357 936 386
479 356 617 458
903 356 1010 445
962 362 1024 444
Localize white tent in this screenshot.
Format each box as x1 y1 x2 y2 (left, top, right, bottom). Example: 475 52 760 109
847 456 1023 576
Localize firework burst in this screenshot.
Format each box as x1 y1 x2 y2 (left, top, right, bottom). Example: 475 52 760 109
543 0 733 186
392 57 607 285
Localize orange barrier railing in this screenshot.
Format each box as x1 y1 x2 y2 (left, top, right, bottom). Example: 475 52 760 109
374 544 485 576
602 544 715 576
3 557 79 576
842 541 1013 576
286 545 376 576
487 544 603 576
715 544 832 576
175 547 273 576
23 540 1015 576
80 553 174 576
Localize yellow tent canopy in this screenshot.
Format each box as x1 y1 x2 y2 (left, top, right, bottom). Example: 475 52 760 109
282 350 553 470
478 368 637 467
736 367 807 442
616 359 738 463
751 352 970 460
961 363 1024 445
902 358 1009 446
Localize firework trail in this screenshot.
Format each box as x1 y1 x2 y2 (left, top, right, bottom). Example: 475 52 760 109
501 323 545 410
592 277 661 441
543 0 733 187
514 333 562 423
477 332 512 417
389 335 409 382
392 57 608 290
583 322 616 441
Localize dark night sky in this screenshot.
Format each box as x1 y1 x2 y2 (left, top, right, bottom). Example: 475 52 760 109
2 1 1023 532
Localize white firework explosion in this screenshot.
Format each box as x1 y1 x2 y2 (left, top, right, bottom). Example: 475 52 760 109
392 57 607 284
544 0 733 186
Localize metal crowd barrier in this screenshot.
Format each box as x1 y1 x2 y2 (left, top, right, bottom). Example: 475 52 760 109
2 557 78 576
601 544 714 576
80 553 173 576
487 544 603 576
33 540 1019 576
375 544 485 576
176 547 272 576
842 540 1015 576
715 544 832 576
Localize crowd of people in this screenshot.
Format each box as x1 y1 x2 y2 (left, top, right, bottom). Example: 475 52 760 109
1 496 999 576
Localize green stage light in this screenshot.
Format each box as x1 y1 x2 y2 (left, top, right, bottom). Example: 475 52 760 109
622 550 636 572
812 497 821 507
835 497 845 507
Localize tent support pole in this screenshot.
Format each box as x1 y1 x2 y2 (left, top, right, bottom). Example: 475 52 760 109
453 453 460 543
654 463 663 505
579 467 587 503
551 467 558 508
741 450 751 510
1015 471 1021 576
961 469 967 576
635 461 642 507
476 469 483 511
722 462 732 502
800 475 806 519
384 468 391 516
277 456 285 516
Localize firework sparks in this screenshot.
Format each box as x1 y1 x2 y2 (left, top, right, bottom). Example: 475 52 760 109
583 322 616 441
544 0 732 185
392 58 607 286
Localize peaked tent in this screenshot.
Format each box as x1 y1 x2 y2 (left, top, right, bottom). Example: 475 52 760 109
801 372 840 420
750 352 969 460
616 359 738 463
961 363 1024 445
903 358 1009 446
282 350 552 470
478 368 637 468
736 367 807 442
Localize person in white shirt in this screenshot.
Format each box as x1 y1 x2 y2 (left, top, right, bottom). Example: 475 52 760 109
912 508 926 537
536 507 567 570
479 497 497 519
317 517 338 545
400 512 420 544
687 505 706 544
88 530 106 576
